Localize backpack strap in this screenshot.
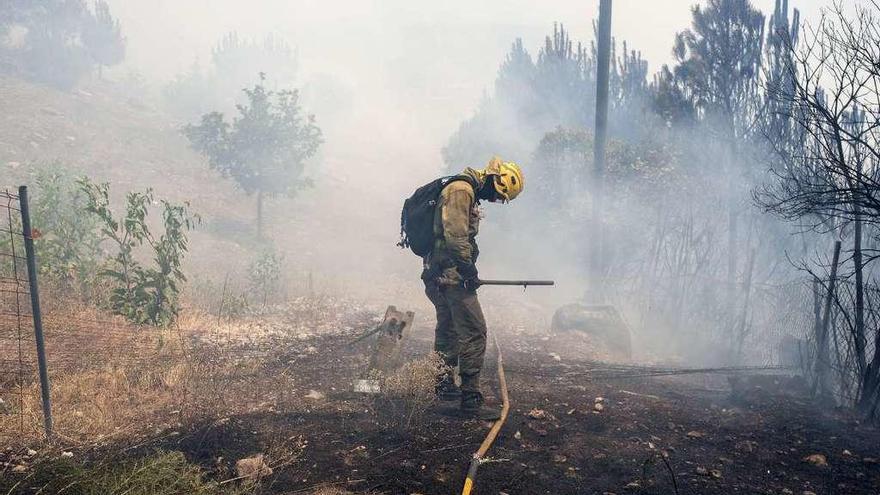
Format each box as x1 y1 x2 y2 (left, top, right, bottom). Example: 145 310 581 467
444 174 480 200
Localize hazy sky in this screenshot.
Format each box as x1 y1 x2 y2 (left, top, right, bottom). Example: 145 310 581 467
107 0 830 182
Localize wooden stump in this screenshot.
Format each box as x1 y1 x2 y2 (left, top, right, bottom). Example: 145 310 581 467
368 305 414 374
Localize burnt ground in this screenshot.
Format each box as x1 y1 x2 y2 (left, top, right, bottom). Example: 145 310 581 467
3 323 879 495
136 331 880 495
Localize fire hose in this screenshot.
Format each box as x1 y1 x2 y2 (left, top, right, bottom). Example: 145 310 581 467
461 333 510 495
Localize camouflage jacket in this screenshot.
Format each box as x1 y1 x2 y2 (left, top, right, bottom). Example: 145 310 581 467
424 167 485 283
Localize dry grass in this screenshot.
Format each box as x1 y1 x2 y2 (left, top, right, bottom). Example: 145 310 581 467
0 294 351 495
0 306 303 449
0 288 365 450
370 353 447 431
2 450 245 495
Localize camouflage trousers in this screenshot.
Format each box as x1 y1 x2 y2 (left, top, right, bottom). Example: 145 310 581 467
424 281 487 393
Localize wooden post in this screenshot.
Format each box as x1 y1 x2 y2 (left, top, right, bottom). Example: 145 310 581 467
368 305 414 373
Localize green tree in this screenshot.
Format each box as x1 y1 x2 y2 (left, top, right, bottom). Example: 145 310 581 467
82 0 125 78
670 0 766 342
442 23 651 171
0 0 125 88
184 74 322 237
164 32 297 120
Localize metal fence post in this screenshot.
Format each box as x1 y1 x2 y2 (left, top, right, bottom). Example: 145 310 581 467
18 185 53 440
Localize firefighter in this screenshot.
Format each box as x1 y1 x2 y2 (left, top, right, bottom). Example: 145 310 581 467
422 157 524 419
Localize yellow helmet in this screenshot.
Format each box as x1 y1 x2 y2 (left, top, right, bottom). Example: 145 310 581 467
484 156 524 202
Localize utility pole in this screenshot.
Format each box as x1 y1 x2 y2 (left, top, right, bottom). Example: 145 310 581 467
591 0 613 292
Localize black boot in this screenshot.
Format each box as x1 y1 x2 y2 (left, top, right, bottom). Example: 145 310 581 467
435 374 461 401
460 391 501 421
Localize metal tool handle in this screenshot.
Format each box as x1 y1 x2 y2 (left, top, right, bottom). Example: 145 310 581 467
477 279 555 288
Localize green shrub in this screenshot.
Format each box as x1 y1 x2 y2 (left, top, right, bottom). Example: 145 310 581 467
0 168 101 296
31 169 103 295
248 245 284 307
80 178 199 326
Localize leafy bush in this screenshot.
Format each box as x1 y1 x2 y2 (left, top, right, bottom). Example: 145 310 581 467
248 245 285 307
30 169 103 294
0 168 101 297
80 178 199 326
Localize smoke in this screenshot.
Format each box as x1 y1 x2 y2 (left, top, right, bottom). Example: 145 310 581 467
59 0 829 361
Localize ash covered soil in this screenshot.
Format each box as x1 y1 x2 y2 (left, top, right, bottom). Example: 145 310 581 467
147 331 880 494
2 303 879 495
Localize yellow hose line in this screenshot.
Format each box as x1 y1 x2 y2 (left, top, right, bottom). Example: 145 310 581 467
461 333 510 495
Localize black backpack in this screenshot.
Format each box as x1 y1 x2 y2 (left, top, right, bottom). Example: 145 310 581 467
398 175 478 257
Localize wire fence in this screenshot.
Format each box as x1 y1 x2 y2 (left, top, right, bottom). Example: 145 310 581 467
0 183 365 444
0 188 35 433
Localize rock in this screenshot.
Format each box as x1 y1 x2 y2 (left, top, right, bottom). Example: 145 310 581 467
514 430 522 440
235 454 273 480
593 403 604 412
61 451 73 458
803 491 817 495
686 430 706 439
527 408 548 420
696 466 709 476
803 454 827 467
842 449 852 456
552 454 568 463
26 449 36 456
304 389 325 400
549 352 562 361
11 464 26 473
551 304 632 357
594 397 605 403
710 469 722 478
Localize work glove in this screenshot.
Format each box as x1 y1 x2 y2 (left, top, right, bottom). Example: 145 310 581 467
462 277 480 291
457 262 479 291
